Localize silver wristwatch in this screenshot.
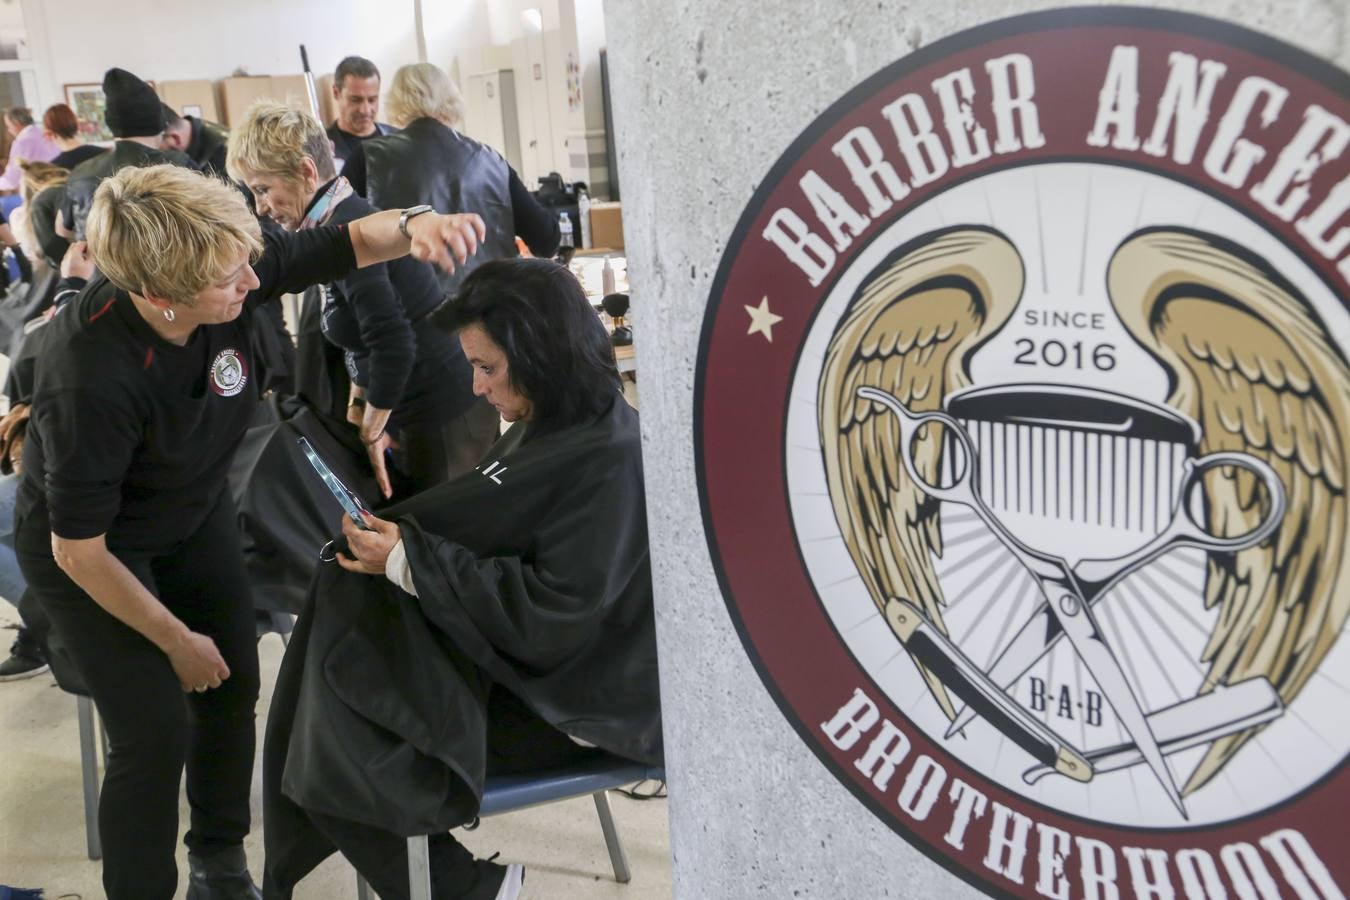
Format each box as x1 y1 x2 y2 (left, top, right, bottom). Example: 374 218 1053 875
398 204 435 239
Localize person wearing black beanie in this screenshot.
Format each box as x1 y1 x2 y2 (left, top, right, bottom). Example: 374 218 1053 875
102 67 163 139
59 68 192 242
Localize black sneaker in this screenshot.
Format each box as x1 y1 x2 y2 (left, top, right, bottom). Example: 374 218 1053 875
0 626 49 682
493 863 524 900
470 854 525 900
186 845 262 900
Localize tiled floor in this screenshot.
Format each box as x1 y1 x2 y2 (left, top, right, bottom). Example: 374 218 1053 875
0 603 673 900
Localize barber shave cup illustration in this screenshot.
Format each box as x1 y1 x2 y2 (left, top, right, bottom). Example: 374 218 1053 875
695 7 1350 895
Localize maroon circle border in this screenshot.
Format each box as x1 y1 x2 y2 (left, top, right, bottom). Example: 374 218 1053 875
693 7 1350 899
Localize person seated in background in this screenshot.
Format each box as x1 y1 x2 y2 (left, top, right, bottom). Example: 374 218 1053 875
43 103 106 170
0 239 96 683
21 162 73 271
0 399 44 681
325 55 397 196
263 257 660 900
61 68 193 240
230 101 490 493
160 104 229 175
0 107 60 193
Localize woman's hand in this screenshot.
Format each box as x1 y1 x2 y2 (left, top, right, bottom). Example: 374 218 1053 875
363 430 395 499
164 629 231 693
336 511 401 576
406 213 486 275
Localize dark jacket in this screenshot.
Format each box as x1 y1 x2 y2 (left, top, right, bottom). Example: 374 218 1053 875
364 117 519 296
327 121 396 164
320 189 474 427
326 122 396 196
63 141 193 239
29 183 69 268
263 396 660 864
185 116 230 174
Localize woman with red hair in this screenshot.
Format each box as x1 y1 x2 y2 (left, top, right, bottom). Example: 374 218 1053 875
43 103 106 170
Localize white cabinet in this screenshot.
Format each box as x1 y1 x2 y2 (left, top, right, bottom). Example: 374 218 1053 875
463 69 523 177
463 0 609 196
510 33 557 188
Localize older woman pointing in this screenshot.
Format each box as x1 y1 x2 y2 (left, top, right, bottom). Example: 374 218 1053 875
13 163 483 900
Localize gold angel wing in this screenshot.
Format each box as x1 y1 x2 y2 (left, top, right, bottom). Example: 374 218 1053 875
819 227 1022 721
1108 229 1350 795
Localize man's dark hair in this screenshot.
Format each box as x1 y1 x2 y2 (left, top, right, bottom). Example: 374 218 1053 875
433 258 621 432
334 56 381 90
5 107 33 127
160 103 185 129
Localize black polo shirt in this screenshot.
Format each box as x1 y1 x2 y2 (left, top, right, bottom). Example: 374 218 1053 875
18 225 356 555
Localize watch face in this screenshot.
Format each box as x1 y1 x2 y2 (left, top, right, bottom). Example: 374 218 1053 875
694 8 1349 899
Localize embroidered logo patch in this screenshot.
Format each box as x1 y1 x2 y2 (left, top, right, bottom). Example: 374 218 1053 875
209 348 248 398
694 8 1349 898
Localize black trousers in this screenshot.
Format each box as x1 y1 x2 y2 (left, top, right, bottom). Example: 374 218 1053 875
17 494 261 900
266 687 599 900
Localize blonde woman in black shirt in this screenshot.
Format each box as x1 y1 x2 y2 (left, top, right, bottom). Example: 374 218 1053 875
13 163 483 900
230 101 496 497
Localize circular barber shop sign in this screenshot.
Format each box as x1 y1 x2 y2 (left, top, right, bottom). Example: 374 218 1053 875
695 8 1350 898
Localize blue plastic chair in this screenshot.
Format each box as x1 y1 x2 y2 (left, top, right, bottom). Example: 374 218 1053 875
355 754 665 900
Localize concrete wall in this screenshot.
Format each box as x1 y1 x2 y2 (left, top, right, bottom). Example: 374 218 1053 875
602 1 1348 897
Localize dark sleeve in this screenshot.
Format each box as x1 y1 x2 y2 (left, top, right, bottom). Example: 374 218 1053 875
509 168 560 258
60 190 75 233
3 329 43 404
248 224 358 303
36 386 142 540
342 144 368 198
54 276 86 305
336 263 416 409
404 450 647 670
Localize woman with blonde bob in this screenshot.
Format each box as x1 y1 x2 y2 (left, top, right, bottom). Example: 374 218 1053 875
230 101 488 494
13 162 484 900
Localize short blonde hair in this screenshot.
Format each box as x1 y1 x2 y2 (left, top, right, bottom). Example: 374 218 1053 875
385 63 465 128
227 100 336 184
86 164 263 305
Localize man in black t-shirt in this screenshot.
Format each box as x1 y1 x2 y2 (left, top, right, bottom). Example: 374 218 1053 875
325 56 397 197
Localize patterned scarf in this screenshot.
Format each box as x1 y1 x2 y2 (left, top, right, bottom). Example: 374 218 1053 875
298 176 354 230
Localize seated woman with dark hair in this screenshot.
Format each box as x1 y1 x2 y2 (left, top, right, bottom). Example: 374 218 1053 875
263 258 660 900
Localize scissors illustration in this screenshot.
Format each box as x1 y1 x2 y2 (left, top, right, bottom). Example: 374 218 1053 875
857 386 1286 817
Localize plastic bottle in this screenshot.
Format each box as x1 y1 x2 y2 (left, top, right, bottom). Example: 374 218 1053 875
577 187 593 249
601 255 616 296
558 212 574 249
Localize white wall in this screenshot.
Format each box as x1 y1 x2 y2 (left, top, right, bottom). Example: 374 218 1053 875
29 0 495 113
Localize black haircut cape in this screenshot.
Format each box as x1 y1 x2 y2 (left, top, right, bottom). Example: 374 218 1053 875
262 395 661 888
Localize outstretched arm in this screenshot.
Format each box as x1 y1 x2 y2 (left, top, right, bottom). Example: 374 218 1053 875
251 211 487 302
347 210 486 274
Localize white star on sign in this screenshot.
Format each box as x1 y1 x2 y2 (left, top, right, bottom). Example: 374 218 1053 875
745 296 783 342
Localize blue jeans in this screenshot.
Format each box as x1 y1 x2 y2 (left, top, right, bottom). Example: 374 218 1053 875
0 473 28 609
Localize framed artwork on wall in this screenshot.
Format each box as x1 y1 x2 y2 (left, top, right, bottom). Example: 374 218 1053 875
63 82 112 142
